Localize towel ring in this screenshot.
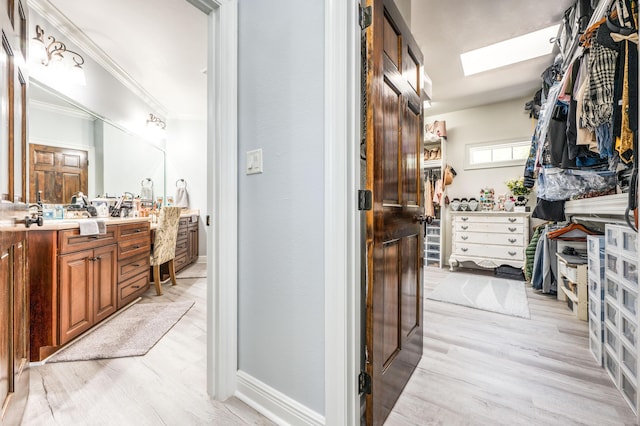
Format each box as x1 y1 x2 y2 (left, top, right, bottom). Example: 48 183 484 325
176 179 187 188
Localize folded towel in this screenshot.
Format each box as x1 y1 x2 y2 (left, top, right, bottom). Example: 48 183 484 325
79 220 99 236
96 219 106 235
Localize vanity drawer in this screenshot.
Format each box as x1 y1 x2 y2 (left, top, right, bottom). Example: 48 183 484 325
454 215 524 224
453 243 523 261
58 227 117 254
118 235 150 260
117 221 150 240
454 222 524 234
118 272 150 309
455 232 524 246
118 253 150 282
175 238 188 256
173 250 190 270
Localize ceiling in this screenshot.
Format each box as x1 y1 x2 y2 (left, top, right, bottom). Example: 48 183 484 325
410 0 575 115
34 0 576 120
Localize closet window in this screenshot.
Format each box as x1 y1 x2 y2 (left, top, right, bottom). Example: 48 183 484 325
464 139 530 170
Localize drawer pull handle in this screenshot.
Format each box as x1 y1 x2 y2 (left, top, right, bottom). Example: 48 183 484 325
461 236 468 240
508 218 517 223
135 229 142 233
132 263 140 267
508 251 516 256
133 245 140 249
89 235 99 239
461 217 469 222
461 225 468 230
461 248 468 252
508 227 516 232
132 285 141 289
508 238 516 244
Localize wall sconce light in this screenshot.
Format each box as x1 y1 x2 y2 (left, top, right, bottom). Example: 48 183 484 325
31 24 86 85
147 113 166 130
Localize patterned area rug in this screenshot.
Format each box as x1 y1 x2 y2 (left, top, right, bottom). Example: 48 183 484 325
46 301 194 363
427 272 530 319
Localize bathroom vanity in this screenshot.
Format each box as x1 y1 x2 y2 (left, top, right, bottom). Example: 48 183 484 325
27 217 151 361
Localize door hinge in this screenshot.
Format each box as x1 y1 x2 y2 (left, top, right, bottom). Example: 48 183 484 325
359 5 372 29
359 371 372 394
358 190 372 211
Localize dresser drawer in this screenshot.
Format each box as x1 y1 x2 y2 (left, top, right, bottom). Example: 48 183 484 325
453 243 523 261
118 253 150 282
453 214 525 225
454 222 524 234
58 227 117 254
455 232 524 246
117 221 150 240
118 272 150 309
118 234 150 260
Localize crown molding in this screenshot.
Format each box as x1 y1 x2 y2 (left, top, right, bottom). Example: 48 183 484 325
30 98 96 120
28 0 169 117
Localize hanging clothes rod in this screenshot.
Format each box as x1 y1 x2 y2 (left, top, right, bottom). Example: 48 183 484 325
570 215 629 225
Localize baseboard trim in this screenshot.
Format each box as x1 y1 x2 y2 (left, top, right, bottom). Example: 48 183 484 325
235 370 325 426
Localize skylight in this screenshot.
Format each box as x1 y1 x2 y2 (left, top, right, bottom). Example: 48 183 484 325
460 25 560 76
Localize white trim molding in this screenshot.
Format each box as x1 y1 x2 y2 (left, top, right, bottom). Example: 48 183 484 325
324 0 360 425
198 0 238 402
236 371 325 426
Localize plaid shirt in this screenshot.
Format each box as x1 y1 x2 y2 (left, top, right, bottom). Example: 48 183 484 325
582 40 618 130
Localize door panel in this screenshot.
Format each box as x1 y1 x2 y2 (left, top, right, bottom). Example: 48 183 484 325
0 245 10 412
365 0 424 424
29 144 88 204
59 251 92 344
93 244 117 323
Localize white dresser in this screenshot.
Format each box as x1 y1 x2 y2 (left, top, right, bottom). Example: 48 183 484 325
449 211 530 271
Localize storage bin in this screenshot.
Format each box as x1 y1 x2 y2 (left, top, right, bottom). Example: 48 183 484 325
588 235 605 256
622 257 638 289
606 225 620 252
606 251 620 276
605 298 619 327
589 321 603 366
605 323 619 355
621 285 638 317
606 275 619 302
605 347 620 386
621 371 638 414
621 314 637 349
622 343 637 376
622 227 638 258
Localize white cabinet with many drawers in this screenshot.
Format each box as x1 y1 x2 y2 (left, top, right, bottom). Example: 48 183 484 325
449 211 530 271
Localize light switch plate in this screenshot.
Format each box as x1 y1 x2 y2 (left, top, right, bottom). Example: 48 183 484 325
246 149 263 175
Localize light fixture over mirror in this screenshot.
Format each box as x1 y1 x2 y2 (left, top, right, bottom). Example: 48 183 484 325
30 24 86 86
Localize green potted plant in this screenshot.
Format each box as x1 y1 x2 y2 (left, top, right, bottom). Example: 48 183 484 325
505 177 532 211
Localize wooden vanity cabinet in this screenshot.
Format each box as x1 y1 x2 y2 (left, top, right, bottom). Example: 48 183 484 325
0 230 29 426
58 243 117 345
29 221 151 361
173 216 199 273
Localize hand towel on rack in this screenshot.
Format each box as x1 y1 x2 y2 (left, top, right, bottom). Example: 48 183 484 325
175 186 189 208
79 220 99 236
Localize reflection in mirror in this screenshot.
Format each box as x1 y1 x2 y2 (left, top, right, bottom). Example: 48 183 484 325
28 81 166 205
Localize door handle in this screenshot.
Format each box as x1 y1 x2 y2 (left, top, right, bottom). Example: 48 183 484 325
414 214 434 225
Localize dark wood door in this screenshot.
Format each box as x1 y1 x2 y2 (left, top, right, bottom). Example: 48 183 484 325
0 242 10 415
29 143 88 204
364 0 425 424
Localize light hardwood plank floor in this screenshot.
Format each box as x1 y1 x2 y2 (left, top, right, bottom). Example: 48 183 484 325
386 266 638 426
22 266 274 426
23 265 639 425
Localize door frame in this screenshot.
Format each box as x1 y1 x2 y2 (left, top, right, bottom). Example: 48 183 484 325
199 0 361 423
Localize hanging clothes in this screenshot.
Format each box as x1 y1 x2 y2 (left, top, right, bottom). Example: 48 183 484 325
425 175 435 217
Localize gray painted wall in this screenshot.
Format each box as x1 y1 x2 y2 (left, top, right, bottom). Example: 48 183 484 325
237 0 325 414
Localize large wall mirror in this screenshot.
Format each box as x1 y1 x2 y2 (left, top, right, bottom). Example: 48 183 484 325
28 80 166 206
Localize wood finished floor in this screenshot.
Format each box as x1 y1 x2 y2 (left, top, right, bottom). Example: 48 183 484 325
386 266 639 426
21 265 639 425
